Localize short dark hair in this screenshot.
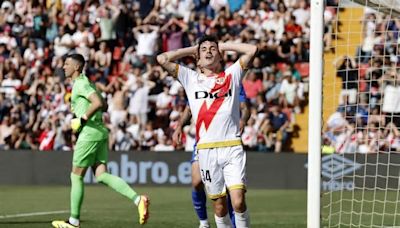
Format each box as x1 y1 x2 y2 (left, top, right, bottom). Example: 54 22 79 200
67 53 85 72
197 35 219 56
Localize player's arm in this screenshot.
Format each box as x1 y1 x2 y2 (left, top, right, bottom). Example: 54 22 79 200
219 42 258 69
172 105 192 144
83 92 104 120
239 101 250 134
156 45 197 78
71 92 104 133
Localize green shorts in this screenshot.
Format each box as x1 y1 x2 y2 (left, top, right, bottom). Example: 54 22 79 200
73 138 108 167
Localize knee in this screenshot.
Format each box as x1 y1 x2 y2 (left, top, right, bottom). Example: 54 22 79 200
232 195 246 212
95 172 107 183
214 200 228 217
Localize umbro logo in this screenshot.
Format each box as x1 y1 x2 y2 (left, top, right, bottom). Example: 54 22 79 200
305 154 362 191
321 154 362 180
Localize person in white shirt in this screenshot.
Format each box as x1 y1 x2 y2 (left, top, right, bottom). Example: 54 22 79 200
128 79 155 128
156 86 173 117
23 41 44 63
153 135 175 151
54 26 73 57
132 24 159 62
157 35 257 228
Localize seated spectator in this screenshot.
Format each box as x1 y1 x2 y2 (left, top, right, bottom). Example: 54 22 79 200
23 41 44 65
263 105 290 152
153 135 175 152
277 32 296 63
0 115 15 149
114 123 136 151
0 26 17 51
1 69 21 98
279 72 297 108
141 122 157 150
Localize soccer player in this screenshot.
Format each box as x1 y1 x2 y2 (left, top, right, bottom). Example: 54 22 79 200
173 85 250 228
52 54 149 228
157 36 257 227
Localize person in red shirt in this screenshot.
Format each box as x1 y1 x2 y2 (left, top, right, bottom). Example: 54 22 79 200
285 15 302 37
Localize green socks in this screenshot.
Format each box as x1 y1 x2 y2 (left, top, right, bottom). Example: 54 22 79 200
96 172 139 202
69 172 139 221
70 173 84 219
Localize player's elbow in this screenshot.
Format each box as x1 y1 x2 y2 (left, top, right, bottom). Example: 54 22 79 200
156 54 167 66
92 98 103 111
249 45 258 57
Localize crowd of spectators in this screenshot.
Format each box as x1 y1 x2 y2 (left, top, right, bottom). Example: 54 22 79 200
0 0 316 152
324 9 400 154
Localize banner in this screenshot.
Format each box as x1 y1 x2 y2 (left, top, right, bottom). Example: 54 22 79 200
0 150 309 189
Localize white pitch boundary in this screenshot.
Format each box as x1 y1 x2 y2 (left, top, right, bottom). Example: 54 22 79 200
0 210 69 219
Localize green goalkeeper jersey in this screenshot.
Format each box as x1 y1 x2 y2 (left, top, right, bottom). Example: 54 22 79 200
71 74 108 141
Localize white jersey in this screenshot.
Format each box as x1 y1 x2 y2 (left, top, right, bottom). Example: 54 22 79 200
177 60 244 148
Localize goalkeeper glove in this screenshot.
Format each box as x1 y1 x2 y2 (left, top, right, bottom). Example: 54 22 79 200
71 114 88 134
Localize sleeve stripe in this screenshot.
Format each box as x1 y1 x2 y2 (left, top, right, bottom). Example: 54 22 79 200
239 58 246 70
175 64 179 77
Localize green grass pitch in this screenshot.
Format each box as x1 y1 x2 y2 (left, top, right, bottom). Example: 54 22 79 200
0 186 306 228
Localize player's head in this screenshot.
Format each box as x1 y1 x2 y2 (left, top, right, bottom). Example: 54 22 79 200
197 35 223 72
64 54 85 78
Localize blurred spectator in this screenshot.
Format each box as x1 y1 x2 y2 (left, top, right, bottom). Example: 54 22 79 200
128 79 155 128
160 17 188 51
242 70 263 103
92 41 111 80
277 32 296 63
263 105 290 152
153 135 175 151
334 55 359 105
132 24 159 61
323 10 400 154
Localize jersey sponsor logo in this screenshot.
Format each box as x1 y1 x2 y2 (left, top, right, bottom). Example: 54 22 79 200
195 72 232 141
194 89 232 99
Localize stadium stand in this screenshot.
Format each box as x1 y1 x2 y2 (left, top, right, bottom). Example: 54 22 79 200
0 0 316 152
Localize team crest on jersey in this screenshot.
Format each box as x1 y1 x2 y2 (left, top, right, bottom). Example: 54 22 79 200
215 77 226 85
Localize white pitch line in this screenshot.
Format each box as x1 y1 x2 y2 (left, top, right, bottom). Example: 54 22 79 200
0 210 69 219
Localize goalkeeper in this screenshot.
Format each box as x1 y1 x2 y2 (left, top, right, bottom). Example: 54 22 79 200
52 54 149 228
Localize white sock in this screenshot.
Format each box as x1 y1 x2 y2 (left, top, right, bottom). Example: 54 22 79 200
200 219 210 226
214 214 232 228
68 217 79 226
134 195 141 206
234 210 250 228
